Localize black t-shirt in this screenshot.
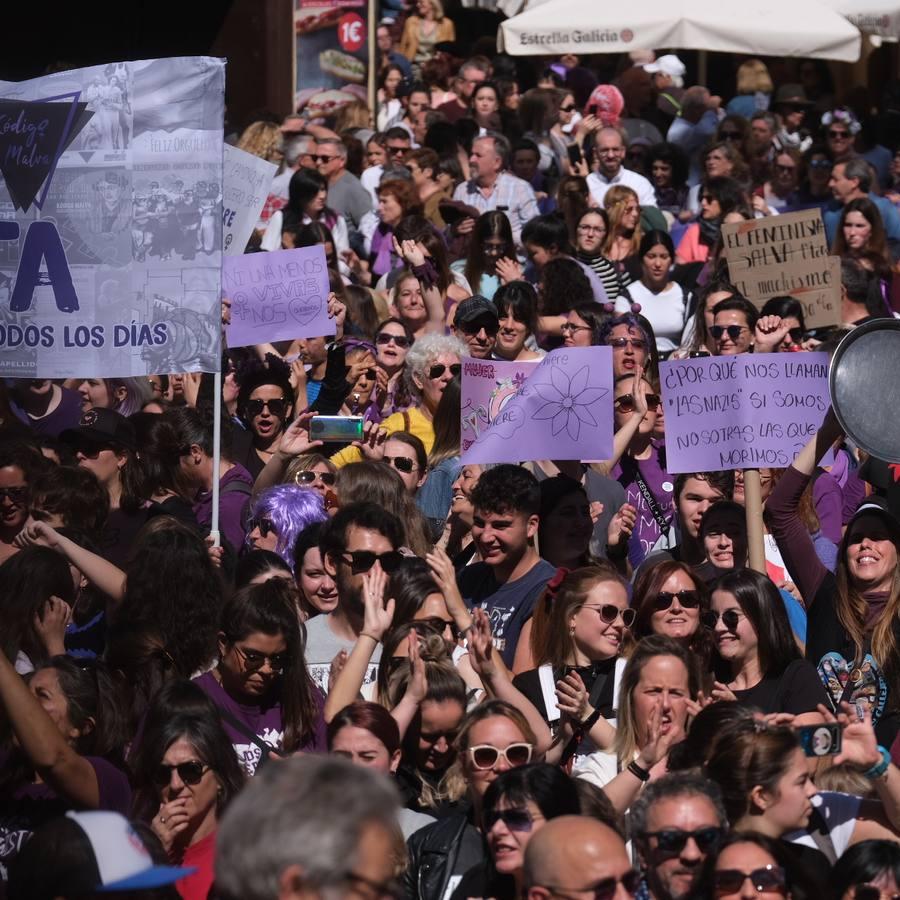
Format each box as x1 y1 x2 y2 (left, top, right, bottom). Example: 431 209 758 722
513 657 618 724
98 507 153 569
732 658 829 716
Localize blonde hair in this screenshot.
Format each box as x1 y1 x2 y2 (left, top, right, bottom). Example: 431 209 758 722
602 185 642 257
424 0 444 19
736 59 773 95
237 120 283 164
334 99 371 132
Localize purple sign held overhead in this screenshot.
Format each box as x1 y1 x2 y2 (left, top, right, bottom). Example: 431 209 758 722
461 346 614 464
660 353 830 474
224 245 332 348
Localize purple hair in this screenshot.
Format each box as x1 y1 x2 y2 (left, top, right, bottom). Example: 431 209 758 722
246 484 327 569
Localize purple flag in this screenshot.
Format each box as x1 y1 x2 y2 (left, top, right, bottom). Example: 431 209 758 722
461 346 614 464
660 352 830 474
224 245 332 348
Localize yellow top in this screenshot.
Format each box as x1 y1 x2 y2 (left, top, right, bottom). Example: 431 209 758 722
330 406 435 467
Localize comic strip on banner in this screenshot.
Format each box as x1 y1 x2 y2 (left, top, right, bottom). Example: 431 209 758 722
0 57 225 378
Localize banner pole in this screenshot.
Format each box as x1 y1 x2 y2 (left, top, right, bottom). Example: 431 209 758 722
210 369 223 549
743 469 766 574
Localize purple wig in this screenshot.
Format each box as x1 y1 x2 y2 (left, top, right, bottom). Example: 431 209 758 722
246 484 327 569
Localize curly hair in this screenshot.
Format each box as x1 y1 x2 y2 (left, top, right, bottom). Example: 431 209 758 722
247 485 327 569
236 354 295 423
403 332 466 401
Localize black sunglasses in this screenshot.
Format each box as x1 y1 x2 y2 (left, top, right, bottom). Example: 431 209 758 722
828 129 851 139
151 760 209 788
645 827 724 856
255 517 277 538
787 327 804 343
654 590 701 611
559 103 577 113
411 616 459 639
484 807 538 833
339 549 404 574
294 470 336 486
376 332 411 349
541 869 641 900
459 319 499 337
73 444 116 460
428 363 462 380
0 486 28 504
702 608 742 631
383 454 416 474
246 398 288 418
347 366 377 381
710 324 748 341
713 866 787 897
614 393 661 413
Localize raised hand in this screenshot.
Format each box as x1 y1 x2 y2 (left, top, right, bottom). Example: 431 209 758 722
817 702 881 769
361 564 395 642
607 503 637 549
754 315 792 353
404 631 428 705
276 409 323 458
425 546 468 620
495 256 523 285
467 607 496 680
353 419 388 459
34 595 72 657
13 519 62 549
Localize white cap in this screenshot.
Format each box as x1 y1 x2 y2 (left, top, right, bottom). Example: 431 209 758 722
642 54 687 88
66 811 195 892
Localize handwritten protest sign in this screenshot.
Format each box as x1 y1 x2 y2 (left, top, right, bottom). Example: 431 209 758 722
660 353 830 473
224 244 331 348
461 347 614 464
721 210 840 329
0 57 225 377
223 145 277 257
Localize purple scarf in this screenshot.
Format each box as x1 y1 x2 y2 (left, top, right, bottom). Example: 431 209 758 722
370 224 397 277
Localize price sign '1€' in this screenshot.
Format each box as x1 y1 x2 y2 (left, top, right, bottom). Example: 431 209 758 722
338 13 365 52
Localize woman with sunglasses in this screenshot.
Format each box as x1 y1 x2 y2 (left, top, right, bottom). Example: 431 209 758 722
598 313 656 379
705 568 826 719
833 841 900 900
195 579 325 776
676 175 748 266
131 680 243 900
245 483 327 568
759 296 808 352
284 452 338 502
0 651 131 880
336 339 380 419
451 764 581 900
373 317 414 416
755 147 803 216
795 144 834 213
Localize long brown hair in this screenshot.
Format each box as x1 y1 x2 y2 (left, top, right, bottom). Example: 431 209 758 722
831 197 892 279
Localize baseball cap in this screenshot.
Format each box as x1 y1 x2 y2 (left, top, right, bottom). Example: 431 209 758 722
454 295 499 325
846 497 900 547
642 54 686 88
69 811 194 892
60 408 137 452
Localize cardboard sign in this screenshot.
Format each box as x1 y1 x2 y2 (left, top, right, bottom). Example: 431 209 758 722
224 244 332 348
660 352 830 473
721 209 840 329
461 347 614 464
222 145 277 256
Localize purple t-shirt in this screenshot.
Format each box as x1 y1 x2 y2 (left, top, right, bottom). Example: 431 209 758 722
193 463 253 554
0 755 131 882
611 443 674 568
194 671 326 776
11 387 83 438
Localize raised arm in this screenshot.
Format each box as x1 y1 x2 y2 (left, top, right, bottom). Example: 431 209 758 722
589 366 648 477
251 410 323 499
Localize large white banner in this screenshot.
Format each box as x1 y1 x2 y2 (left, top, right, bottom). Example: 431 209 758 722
0 56 225 378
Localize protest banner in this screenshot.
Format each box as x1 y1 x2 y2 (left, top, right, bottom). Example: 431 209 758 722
222 145 277 257
0 57 225 379
660 352 830 474
461 347 614 465
721 209 840 329
224 244 332 348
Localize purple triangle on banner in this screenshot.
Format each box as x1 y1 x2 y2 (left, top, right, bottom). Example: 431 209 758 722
0 92 91 213
78 151 94 163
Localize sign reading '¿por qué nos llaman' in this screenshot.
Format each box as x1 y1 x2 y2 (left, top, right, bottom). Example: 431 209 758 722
721 209 840 330
659 353 830 474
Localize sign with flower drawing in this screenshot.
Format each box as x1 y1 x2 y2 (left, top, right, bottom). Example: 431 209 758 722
461 346 614 464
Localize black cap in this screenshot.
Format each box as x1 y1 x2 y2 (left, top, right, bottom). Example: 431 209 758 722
846 497 900 546
454 295 499 326
60 408 137 452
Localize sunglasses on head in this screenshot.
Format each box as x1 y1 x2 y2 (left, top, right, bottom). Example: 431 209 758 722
853 886 900 900
702 608 742 631
484 807 539 833
151 760 209 788
428 363 462 380
339 549 405 574
376 332 411 349
0 486 28 504
713 866 787 897
246 397 288 418
582 604 636 627
654 590 700 611
710 324 748 341
468 742 533 770
540 869 642 900
294 469 336 486
384 454 416 474
615 393 661 413
609 336 647 350
645 827 724 856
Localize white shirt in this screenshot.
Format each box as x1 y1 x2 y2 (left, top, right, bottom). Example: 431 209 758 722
587 167 657 208
361 165 384 207
616 281 686 352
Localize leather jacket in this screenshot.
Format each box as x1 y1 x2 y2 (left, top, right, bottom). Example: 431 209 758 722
404 808 485 900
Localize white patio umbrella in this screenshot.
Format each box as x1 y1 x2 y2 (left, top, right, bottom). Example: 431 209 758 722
821 0 900 39
498 0 862 61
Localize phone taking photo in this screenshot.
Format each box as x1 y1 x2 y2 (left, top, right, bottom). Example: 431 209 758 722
796 723 842 757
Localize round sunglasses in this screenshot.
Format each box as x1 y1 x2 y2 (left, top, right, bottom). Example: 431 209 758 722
246 397 289 418
582 604 636 628
428 363 462 380
702 608 743 631
710 324 749 342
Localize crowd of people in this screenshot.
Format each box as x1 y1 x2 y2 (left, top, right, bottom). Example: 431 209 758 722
4 27 900 900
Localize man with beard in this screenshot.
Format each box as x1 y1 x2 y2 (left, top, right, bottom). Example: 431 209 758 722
629 773 727 900
306 502 405 694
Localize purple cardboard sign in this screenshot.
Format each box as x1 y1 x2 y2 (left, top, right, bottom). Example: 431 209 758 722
660 352 830 474
224 245 332 348
461 346 614 464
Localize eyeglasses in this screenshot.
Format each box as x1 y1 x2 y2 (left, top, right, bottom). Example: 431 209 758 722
484 807 540 832
561 322 593 335
710 324 749 342
343 871 404 900
339 549 405 574
0 486 28 505
809 159 833 170
387 144 409 155
614 393 661 413
383 454 417 474
702 608 743 631
427 363 462 379
246 397 289 418
653 590 701 611
582 604 636 627
828 130 851 140
608 337 647 351
376 332 411 349
559 103 577 113
151 760 210 788
315 154 339 163
294 469 336 486
538 869 642 900
853 885 900 900
468 742 533 769
713 866 787 897
231 642 291 674
644 827 724 855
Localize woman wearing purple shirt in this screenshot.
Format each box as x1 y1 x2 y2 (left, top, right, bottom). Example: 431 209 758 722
195 580 326 775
